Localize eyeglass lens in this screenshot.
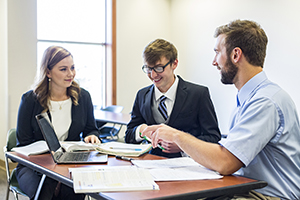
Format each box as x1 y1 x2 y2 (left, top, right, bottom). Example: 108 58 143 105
142 61 170 74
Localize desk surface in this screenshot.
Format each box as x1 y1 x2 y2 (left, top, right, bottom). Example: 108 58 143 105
94 110 131 125
7 152 267 200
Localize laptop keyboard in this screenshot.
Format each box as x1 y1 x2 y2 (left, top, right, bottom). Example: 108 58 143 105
63 152 90 161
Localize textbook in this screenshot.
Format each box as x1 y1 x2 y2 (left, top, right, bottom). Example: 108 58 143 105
70 166 159 193
95 141 152 157
11 141 99 156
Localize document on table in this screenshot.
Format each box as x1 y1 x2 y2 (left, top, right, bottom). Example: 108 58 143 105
131 157 223 181
70 166 159 193
149 166 223 181
131 157 200 168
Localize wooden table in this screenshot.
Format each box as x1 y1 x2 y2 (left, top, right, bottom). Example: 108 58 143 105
6 152 267 200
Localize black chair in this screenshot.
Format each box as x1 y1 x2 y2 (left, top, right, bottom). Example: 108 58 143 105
97 105 124 142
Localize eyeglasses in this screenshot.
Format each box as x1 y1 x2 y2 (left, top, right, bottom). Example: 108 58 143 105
142 61 171 74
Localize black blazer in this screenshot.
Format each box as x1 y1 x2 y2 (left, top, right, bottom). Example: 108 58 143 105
125 76 221 158
16 88 99 147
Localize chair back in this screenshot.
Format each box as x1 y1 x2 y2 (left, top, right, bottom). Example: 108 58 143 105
98 105 124 142
6 128 17 152
4 128 30 199
101 105 123 113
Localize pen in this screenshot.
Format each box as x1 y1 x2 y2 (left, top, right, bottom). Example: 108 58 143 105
109 147 142 151
115 155 134 161
139 132 166 150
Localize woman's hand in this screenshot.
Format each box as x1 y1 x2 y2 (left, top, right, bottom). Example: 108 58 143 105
84 135 101 144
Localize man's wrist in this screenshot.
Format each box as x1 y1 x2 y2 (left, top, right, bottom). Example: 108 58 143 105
173 130 186 144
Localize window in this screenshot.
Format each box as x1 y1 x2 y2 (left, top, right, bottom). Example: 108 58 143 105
37 0 115 108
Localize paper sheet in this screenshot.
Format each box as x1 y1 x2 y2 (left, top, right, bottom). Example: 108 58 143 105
70 166 159 193
149 166 223 181
131 157 200 168
132 157 223 181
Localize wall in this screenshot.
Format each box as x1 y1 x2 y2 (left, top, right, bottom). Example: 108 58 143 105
0 0 9 160
0 0 37 160
8 0 37 130
117 0 300 136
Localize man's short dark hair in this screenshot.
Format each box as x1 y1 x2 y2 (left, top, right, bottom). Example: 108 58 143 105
214 19 268 67
143 39 178 65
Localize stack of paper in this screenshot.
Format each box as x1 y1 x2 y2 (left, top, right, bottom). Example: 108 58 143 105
70 166 159 193
132 157 223 181
95 141 152 157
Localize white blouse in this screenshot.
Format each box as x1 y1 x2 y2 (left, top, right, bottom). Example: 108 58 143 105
49 98 72 141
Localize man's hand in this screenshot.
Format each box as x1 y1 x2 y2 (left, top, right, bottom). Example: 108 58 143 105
160 141 182 153
142 124 179 148
139 124 153 139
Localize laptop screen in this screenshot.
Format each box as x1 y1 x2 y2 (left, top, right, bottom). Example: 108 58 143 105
36 113 61 153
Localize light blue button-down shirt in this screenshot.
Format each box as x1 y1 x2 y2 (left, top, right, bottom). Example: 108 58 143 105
220 71 300 199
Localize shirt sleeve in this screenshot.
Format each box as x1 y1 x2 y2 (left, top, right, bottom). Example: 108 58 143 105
220 97 280 166
135 125 144 142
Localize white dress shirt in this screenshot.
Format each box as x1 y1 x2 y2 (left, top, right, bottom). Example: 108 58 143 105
135 75 179 142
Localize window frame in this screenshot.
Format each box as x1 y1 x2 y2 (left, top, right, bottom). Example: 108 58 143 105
36 0 116 107
106 0 117 106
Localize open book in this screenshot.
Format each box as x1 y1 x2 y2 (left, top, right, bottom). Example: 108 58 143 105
11 140 49 156
95 141 152 157
60 141 99 152
70 166 159 193
11 140 99 156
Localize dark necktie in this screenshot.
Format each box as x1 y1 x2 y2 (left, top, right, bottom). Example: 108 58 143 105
158 95 168 121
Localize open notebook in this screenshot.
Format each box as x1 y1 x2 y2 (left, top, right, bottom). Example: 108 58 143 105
35 113 107 164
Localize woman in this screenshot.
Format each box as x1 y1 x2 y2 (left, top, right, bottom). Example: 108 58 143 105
15 46 100 200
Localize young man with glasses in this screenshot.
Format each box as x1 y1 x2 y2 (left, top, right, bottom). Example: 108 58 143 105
125 38 221 158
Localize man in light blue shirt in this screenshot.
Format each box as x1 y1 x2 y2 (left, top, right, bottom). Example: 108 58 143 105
142 19 300 199
222 71 300 198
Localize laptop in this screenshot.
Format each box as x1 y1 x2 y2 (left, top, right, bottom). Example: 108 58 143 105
35 113 108 164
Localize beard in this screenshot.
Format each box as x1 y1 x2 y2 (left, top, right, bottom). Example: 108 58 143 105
221 58 238 84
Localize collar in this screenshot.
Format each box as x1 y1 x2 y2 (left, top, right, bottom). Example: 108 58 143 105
237 71 267 107
154 75 179 102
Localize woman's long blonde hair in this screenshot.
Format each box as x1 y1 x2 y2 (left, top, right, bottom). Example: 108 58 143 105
34 46 80 111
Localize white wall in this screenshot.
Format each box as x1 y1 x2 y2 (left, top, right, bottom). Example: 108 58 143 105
0 0 9 160
8 0 37 130
117 0 300 135
0 0 37 160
